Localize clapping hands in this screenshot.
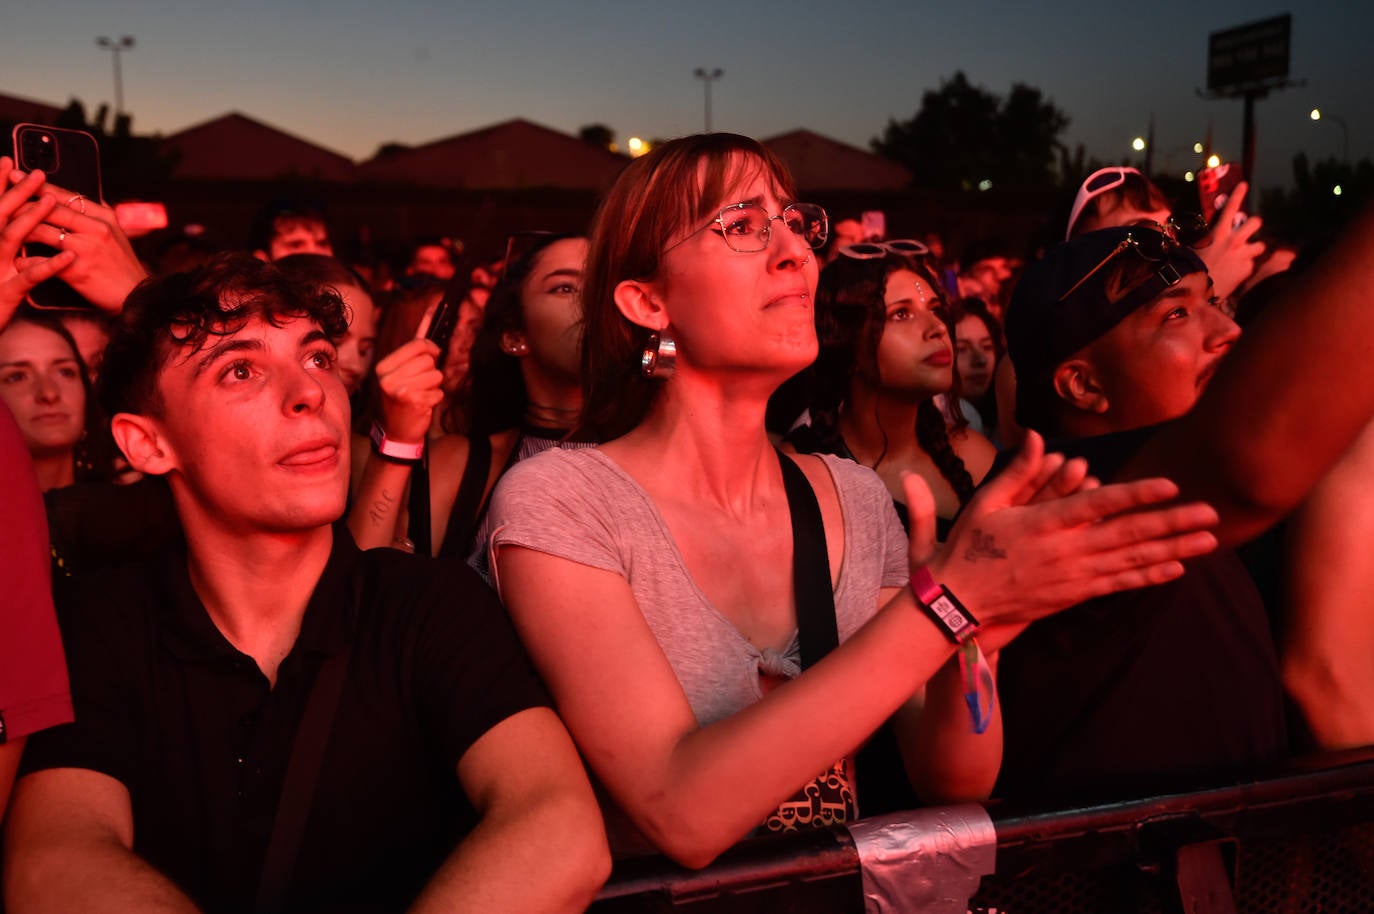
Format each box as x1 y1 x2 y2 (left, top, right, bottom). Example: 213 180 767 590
908 431 1219 649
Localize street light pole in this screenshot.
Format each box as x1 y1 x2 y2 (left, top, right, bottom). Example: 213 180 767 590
693 68 723 133
1310 108 1350 166
96 35 136 117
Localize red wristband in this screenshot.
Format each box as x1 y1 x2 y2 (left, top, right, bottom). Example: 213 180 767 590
910 566 979 644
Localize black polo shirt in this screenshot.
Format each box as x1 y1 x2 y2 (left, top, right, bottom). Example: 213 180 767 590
21 526 550 914
990 424 1288 804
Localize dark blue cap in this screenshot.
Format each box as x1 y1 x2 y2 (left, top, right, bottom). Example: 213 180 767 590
1006 226 1207 429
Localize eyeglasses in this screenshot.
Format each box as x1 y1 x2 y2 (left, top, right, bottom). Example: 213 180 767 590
1059 228 1186 302
838 239 930 260
671 201 829 255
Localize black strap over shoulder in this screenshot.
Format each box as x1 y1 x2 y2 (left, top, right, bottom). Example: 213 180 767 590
777 451 838 671
438 433 494 560
406 450 433 557
253 580 357 914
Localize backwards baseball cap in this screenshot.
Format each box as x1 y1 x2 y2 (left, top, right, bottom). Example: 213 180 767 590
1006 225 1207 429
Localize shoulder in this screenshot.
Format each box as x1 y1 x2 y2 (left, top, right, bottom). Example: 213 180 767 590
806 451 890 506
55 560 157 635
491 447 618 509
488 448 650 577
354 547 519 658
985 423 1168 486
1051 423 1169 482
360 544 492 609
948 426 999 485
789 450 896 540
428 431 474 473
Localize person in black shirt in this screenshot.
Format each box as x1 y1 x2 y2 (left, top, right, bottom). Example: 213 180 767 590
5 254 609 914
994 214 1374 802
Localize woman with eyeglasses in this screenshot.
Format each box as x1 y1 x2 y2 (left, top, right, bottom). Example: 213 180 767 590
347 234 589 559
786 246 996 541
484 134 1219 866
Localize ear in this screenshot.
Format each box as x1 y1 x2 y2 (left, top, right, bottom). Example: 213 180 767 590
500 330 530 358
110 412 178 477
1052 359 1110 415
612 279 668 331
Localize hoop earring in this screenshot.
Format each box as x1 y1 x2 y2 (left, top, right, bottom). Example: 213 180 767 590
640 330 677 379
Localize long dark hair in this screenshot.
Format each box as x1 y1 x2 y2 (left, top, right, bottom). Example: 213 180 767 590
947 295 1004 429
576 133 798 443
463 233 579 436
805 253 976 507
7 308 120 485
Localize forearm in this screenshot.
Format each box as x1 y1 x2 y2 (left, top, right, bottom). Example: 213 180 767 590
1281 421 1374 748
899 651 1001 804
409 793 608 914
638 588 958 863
4 833 201 914
346 454 411 549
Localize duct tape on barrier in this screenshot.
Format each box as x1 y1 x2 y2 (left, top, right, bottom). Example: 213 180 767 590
847 804 997 914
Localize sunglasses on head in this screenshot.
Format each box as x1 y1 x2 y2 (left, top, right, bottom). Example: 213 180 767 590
1065 166 1147 241
1059 226 1197 303
838 239 931 260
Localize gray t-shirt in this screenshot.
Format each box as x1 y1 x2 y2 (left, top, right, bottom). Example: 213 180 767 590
487 447 909 728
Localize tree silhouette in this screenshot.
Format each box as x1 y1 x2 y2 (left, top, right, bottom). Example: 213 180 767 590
578 124 616 151
873 72 1070 191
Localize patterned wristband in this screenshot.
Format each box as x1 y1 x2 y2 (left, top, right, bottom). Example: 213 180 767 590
910 566 979 645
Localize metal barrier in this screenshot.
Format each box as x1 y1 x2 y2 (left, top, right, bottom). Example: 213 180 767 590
591 750 1374 913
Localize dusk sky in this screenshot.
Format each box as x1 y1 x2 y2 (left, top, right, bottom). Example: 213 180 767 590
5 1 1370 193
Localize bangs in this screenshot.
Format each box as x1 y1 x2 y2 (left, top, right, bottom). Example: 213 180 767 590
666 146 799 246
697 149 797 218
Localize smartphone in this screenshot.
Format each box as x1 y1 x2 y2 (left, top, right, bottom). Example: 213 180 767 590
1197 163 1243 226
11 123 105 309
424 294 459 368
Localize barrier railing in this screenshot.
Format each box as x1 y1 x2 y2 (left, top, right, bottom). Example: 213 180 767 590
591 749 1374 913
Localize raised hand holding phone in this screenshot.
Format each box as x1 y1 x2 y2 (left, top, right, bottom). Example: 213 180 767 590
13 173 146 313
0 158 75 330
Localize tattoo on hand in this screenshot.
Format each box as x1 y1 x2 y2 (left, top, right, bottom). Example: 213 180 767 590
367 489 396 527
965 530 1007 562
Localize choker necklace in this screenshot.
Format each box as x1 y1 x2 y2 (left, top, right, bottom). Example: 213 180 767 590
523 401 579 430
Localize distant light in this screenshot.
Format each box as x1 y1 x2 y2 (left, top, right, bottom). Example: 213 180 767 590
1193 142 1204 154
977 179 993 192
1131 137 1146 152
1311 108 1322 121
627 137 647 156
1206 154 1221 169
1334 185 1343 196
1184 171 1195 182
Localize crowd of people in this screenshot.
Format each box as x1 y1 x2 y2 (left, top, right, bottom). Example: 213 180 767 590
3 131 1374 913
